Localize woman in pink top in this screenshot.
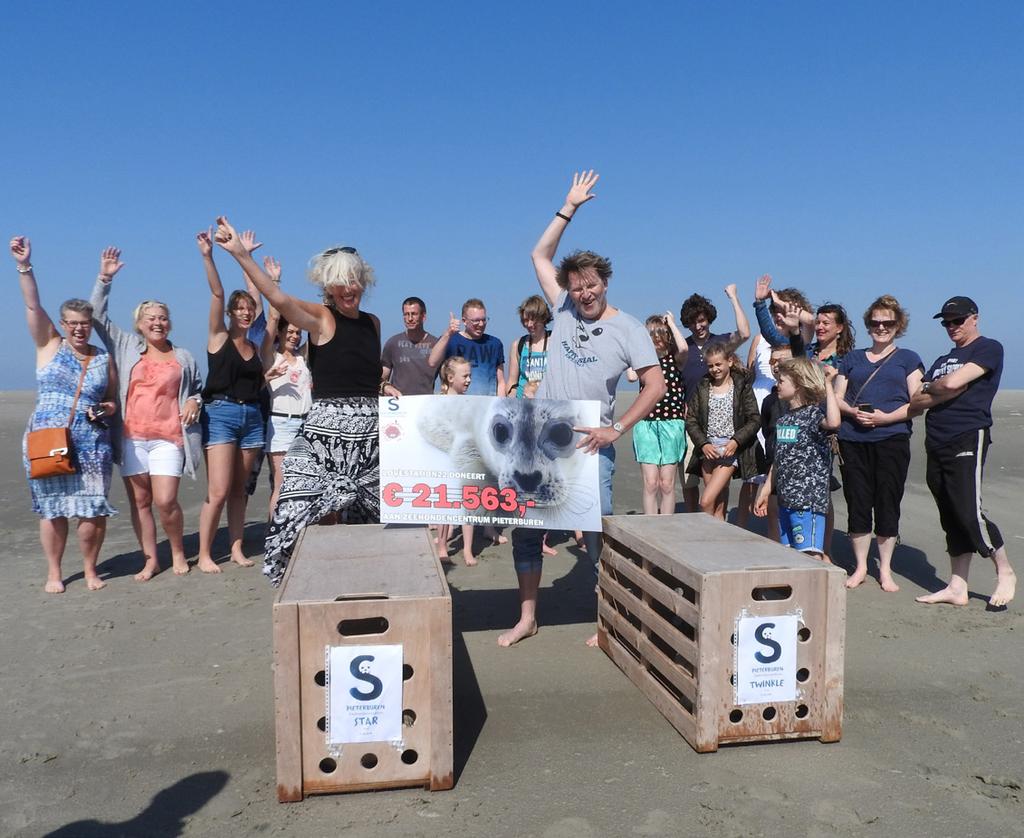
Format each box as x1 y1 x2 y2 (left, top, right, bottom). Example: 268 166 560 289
91 252 203 581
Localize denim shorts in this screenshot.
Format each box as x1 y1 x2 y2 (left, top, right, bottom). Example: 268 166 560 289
265 414 304 453
201 399 265 449
778 507 826 555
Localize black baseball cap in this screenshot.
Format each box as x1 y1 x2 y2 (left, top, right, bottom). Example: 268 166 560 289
932 296 978 320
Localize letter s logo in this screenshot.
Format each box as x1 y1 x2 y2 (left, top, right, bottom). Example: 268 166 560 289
754 622 782 664
387 397 399 411
349 654 384 701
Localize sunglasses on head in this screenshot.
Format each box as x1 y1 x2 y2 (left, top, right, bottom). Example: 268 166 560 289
941 316 967 329
323 246 357 256
868 319 897 329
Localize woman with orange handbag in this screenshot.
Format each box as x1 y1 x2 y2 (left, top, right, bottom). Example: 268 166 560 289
11 236 118 593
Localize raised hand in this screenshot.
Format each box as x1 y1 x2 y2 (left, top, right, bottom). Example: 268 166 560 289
265 358 289 379
99 246 124 279
754 274 772 301
196 228 214 258
241 230 263 254
822 364 838 383
213 216 247 257
664 310 675 325
780 301 802 334
263 256 282 283
566 170 600 208
10 236 32 266
724 283 739 300
447 311 460 335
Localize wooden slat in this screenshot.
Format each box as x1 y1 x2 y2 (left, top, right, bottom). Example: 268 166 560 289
428 595 454 791
599 629 700 748
598 599 697 703
600 572 700 667
272 602 303 802
602 549 700 627
820 567 846 743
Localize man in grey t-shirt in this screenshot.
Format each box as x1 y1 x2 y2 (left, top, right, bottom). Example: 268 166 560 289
499 171 666 648
380 296 439 395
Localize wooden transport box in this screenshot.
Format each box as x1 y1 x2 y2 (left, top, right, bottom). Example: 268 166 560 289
273 525 453 801
597 514 846 753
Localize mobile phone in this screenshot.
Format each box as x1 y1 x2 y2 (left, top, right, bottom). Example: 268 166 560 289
857 403 875 413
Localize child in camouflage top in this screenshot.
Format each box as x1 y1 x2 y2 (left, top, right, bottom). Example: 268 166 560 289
755 357 841 557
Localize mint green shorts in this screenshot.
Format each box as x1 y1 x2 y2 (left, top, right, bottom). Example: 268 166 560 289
632 418 687 466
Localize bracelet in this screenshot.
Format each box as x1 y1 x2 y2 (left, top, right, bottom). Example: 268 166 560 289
555 211 572 223
16 264 33 274
379 381 389 395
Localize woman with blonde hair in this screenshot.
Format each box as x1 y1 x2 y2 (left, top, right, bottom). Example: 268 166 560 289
834 294 924 591
213 218 396 585
91 248 203 580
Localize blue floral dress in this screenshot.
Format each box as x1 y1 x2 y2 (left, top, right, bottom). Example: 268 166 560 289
22 341 117 519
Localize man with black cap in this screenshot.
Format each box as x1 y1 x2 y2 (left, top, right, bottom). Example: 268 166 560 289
909 296 1015 607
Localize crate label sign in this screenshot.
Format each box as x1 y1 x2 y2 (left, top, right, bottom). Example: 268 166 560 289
735 615 798 705
326 644 403 745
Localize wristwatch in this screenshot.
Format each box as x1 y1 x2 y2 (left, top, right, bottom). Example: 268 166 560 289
920 381 931 394
612 421 625 434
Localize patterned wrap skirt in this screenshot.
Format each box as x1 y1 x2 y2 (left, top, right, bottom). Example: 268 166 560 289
263 397 380 586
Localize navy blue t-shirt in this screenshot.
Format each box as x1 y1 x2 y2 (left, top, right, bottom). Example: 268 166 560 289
445 333 504 395
924 336 1003 449
681 332 729 401
838 348 924 443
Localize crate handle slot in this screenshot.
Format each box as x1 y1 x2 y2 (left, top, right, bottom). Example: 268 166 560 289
334 593 389 601
751 585 792 601
337 617 390 636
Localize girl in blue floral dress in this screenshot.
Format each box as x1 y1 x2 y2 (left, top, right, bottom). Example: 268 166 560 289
12 236 118 593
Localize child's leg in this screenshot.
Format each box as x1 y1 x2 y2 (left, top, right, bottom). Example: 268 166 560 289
699 464 734 519
640 463 659 515
436 524 451 560
657 464 677 515
462 525 477 566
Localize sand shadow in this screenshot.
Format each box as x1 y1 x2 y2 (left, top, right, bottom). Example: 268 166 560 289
44 770 229 837
452 630 487 784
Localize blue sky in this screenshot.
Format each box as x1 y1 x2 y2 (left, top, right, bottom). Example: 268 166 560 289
3 1 1021 388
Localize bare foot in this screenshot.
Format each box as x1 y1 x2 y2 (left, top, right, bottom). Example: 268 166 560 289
542 542 558 557
231 554 255 568
846 567 868 589
916 586 968 606
493 534 508 546
171 557 190 575
464 552 478 567
134 561 160 582
989 570 1016 608
879 573 900 593
85 576 107 591
497 619 538 647
585 632 600 648
197 557 222 574
44 579 65 594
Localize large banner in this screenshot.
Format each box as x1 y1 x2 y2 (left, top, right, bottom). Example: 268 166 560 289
379 395 602 531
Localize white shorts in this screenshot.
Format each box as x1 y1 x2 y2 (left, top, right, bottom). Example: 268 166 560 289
122 438 185 478
265 414 305 454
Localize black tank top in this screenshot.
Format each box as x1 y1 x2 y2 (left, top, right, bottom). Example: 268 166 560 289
203 338 263 403
310 309 382 399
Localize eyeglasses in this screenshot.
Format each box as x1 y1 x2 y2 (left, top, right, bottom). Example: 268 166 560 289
868 319 897 330
465 317 489 326
61 319 91 329
941 316 967 329
571 316 592 350
323 246 357 256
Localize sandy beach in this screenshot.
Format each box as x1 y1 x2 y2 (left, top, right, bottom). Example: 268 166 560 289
0 390 1021 838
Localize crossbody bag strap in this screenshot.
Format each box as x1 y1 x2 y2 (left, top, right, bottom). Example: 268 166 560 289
847 348 898 407
66 352 93 428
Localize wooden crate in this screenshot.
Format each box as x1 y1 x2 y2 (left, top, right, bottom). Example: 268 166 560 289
273 525 453 801
597 514 845 753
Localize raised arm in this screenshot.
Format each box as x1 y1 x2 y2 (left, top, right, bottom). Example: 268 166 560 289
89 247 135 356
427 312 460 369
10 236 60 350
196 228 228 348
213 217 324 337
531 170 599 306
665 310 689 365
821 365 842 431
721 283 750 352
239 231 265 319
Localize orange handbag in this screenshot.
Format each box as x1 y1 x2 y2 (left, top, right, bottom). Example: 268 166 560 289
26 354 92 479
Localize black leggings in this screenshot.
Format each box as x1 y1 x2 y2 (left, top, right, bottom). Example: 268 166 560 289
838 435 911 537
